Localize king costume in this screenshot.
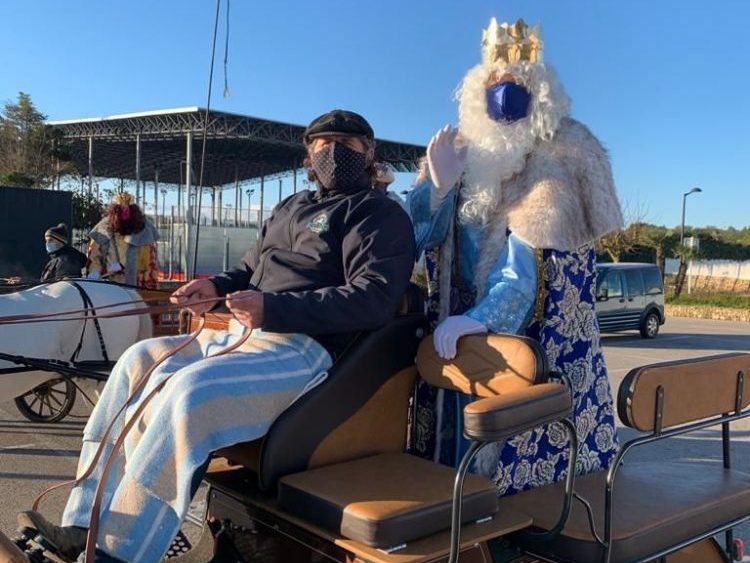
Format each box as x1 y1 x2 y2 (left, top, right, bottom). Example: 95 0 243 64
408 18 624 496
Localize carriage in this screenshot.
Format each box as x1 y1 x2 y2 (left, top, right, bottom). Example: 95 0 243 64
1 282 749 563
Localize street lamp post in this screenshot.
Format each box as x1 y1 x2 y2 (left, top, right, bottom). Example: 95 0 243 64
680 187 702 246
679 187 702 297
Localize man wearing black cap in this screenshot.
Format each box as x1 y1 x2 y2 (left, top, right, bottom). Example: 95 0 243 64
172 109 416 360
19 110 416 563
41 223 87 282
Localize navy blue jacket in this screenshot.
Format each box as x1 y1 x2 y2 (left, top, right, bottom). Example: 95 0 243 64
211 180 416 358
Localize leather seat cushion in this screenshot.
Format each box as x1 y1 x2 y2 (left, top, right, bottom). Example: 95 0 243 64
503 461 750 563
464 383 571 442
278 453 498 548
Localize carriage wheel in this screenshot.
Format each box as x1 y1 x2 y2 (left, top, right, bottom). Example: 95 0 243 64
14 377 77 423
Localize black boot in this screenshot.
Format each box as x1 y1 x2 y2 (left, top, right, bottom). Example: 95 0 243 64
16 511 87 561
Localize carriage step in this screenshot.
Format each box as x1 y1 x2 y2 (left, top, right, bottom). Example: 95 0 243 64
164 530 193 559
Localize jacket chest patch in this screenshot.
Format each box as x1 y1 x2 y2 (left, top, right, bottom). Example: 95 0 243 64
307 213 330 234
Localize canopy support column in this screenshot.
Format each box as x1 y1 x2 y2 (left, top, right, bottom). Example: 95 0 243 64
87 136 94 196
184 131 193 278
135 133 141 205
259 175 265 225
153 170 159 226
234 169 239 226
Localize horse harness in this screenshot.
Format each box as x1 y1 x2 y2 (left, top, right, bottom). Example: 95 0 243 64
67 281 110 365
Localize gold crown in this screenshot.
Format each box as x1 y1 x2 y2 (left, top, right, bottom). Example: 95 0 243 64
482 17 543 66
113 192 135 207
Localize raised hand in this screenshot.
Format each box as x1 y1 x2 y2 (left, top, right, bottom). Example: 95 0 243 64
427 125 467 206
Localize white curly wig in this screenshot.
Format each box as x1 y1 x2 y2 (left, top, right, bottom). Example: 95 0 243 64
457 61 571 226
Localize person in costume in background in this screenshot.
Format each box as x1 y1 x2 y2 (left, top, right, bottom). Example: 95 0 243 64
86 193 159 289
373 162 409 211
373 162 396 195
41 223 87 282
408 18 624 496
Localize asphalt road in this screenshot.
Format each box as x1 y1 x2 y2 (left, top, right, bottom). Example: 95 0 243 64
0 316 748 556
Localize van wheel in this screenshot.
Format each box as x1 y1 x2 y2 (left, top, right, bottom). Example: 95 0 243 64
639 312 660 339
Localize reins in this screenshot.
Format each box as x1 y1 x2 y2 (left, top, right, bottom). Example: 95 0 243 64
84 323 254 562
0 297 221 325
31 316 209 515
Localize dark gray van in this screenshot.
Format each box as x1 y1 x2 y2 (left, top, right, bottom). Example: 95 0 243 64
595 263 665 338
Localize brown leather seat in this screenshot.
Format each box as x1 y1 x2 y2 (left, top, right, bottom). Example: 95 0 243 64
503 461 750 563
278 453 498 548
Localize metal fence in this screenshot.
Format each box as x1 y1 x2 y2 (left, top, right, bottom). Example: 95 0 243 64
74 206 267 279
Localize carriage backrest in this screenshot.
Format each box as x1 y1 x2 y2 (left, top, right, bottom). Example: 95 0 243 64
617 353 750 432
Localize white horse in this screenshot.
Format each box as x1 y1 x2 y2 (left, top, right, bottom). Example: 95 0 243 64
0 280 152 401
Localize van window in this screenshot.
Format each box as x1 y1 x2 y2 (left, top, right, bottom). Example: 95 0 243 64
599 270 623 299
642 267 664 295
624 270 644 298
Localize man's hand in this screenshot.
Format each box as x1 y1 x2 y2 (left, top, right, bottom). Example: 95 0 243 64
427 125 468 209
226 290 264 330
170 279 220 315
433 315 486 360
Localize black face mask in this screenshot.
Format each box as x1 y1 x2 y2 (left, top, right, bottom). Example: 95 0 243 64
310 142 367 192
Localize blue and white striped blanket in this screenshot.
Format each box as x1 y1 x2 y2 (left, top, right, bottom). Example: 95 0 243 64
63 325 331 562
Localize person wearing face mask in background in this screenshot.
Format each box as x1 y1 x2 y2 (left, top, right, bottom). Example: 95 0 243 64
17 110 416 563
407 18 624 497
40 223 87 282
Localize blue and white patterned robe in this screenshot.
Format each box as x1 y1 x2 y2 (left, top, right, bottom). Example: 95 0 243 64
407 180 619 496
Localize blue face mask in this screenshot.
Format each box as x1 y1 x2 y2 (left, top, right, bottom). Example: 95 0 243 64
46 241 62 254
486 81 531 123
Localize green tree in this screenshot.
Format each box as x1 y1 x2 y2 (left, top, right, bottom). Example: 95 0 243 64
0 92 70 188
596 223 643 262
673 245 699 298
639 224 674 276
71 191 104 232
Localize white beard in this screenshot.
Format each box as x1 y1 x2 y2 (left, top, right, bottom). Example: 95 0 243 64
456 62 570 227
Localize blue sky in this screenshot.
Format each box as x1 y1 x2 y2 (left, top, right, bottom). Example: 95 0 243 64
1 0 748 228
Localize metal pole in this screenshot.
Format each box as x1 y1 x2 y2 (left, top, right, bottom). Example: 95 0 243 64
169 206 174 280
278 179 282 204
87 136 94 195
234 169 239 226
153 170 159 226
210 189 216 226
238 184 243 227
218 188 223 227
185 132 193 278
680 193 687 247
135 133 141 206
259 175 265 225
293 165 298 194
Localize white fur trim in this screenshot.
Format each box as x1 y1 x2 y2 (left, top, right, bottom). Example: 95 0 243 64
503 118 624 250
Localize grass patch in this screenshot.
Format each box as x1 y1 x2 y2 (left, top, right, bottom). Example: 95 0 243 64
666 293 750 309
